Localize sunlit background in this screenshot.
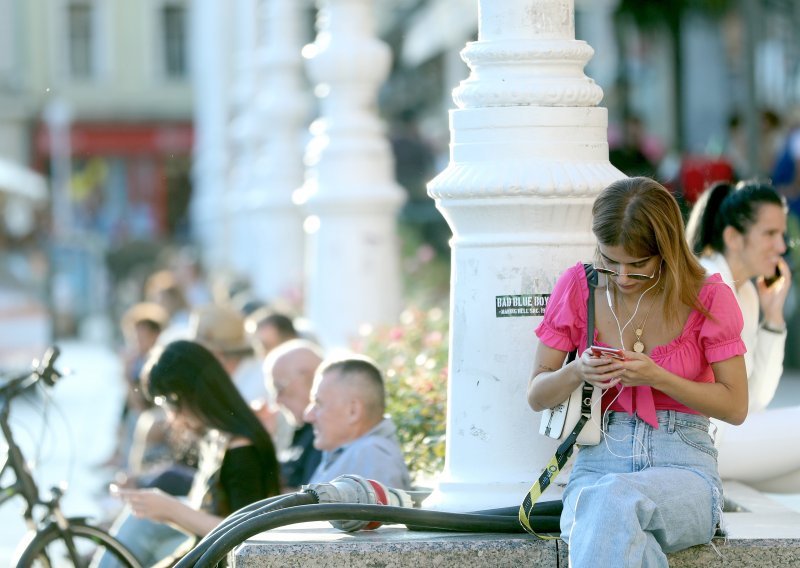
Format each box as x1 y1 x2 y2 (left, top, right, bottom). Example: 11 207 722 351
0 0 800 562
0 1 798 364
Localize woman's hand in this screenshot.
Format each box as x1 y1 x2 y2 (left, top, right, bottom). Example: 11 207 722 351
756 257 791 327
610 351 664 387
115 488 179 523
577 349 624 389
114 485 224 537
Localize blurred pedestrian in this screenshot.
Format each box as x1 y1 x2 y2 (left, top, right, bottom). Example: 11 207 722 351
772 106 800 216
144 269 191 345
100 301 168 470
245 306 299 358
262 339 324 490
687 180 800 492
101 340 281 567
609 114 659 178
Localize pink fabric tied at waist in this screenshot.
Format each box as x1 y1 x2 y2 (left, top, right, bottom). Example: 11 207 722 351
614 384 658 428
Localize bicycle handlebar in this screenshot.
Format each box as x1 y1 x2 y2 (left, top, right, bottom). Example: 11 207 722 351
0 346 62 399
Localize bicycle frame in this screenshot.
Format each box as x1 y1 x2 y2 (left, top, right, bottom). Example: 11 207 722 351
1 348 142 568
0 391 45 529
0 348 61 520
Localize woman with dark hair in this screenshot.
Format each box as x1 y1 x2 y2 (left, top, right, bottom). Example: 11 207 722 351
528 177 747 566
102 340 280 567
686 180 798 492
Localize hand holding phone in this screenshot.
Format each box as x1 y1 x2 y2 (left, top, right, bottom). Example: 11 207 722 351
764 265 782 288
590 345 625 360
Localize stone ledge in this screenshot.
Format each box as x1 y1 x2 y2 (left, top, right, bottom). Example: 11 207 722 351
234 524 800 568
233 482 800 568
235 526 556 568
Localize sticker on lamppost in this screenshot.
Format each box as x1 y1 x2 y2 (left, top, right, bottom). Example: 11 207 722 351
495 294 550 317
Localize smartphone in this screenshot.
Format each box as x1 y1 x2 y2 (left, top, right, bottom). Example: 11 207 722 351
590 345 625 360
764 265 782 287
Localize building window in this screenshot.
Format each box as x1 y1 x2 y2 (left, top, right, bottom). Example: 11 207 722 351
162 4 187 78
67 1 94 78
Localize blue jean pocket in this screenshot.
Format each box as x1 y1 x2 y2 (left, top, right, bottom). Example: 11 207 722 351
675 420 718 459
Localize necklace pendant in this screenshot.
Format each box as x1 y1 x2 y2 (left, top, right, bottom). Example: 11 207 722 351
633 340 645 353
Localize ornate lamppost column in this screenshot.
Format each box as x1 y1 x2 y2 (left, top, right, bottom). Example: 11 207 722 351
424 0 625 512
247 0 311 304
189 0 232 271
299 0 404 349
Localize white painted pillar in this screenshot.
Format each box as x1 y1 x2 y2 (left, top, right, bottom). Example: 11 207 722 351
424 0 625 512
299 0 404 349
189 0 232 271
227 0 260 278
247 0 310 304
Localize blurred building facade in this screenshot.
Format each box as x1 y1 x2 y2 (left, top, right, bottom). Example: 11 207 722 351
1 0 799 342
0 0 193 337
377 0 800 176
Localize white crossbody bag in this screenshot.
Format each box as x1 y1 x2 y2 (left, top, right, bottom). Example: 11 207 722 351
537 263 601 446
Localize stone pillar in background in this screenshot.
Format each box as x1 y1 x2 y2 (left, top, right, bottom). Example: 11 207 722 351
299 0 404 349
189 0 232 271
247 0 311 305
227 0 260 279
576 0 619 94
424 0 625 512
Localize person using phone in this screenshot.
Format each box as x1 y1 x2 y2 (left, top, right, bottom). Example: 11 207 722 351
686 180 797 492
98 340 281 567
527 177 747 567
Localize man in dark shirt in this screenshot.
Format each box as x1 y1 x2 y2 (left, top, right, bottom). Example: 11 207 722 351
262 339 323 489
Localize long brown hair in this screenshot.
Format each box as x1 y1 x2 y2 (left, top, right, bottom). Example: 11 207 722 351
592 177 709 324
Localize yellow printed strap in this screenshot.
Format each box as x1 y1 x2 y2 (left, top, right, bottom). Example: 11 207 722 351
518 414 587 537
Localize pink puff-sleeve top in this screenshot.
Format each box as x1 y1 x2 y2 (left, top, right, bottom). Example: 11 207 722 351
535 262 746 428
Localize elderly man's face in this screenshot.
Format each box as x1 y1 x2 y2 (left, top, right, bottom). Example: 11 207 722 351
269 354 315 426
304 370 353 452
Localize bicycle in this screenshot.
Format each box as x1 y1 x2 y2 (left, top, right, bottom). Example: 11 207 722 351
0 346 142 568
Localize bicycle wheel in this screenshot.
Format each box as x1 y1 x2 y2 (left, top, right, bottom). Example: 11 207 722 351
16 520 142 568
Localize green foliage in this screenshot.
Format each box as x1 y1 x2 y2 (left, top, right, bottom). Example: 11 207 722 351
397 222 451 308
616 0 732 27
354 306 449 483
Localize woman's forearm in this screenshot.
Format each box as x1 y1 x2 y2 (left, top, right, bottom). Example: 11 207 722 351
166 501 224 537
527 360 583 412
650 362 748 425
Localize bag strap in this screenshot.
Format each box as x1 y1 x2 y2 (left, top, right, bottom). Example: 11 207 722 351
580 263 597 417
519 263 597 536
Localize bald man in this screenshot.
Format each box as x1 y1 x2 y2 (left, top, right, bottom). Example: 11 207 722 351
304 357 411 490
263 339 324 489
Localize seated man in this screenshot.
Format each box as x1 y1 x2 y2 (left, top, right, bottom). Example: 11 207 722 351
304 356 412 490
262 339 324 490
190 304 270 406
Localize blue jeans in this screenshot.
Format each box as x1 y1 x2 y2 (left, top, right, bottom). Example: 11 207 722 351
561 410 722 568
94 508 191 567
